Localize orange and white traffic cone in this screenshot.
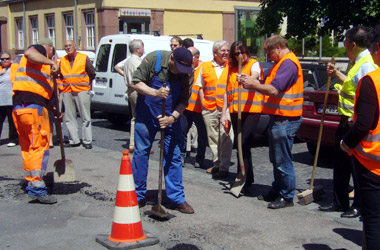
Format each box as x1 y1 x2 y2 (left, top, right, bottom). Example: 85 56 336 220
96 150 159 249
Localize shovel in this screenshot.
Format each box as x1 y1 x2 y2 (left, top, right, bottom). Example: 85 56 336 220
297 58 335 205
53 78 75 182
150 83 171 220
231 54 246 197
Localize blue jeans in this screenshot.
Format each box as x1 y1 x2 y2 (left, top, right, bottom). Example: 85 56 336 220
132 103 185 205
268 116 302 200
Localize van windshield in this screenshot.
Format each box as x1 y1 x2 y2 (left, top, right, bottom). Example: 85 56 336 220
95 44 111 72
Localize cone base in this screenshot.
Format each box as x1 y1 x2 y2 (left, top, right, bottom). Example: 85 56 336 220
96 232 159 250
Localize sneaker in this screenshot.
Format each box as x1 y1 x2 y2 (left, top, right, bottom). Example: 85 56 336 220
7 142 16 147
83 143 92 149
29 194 57 204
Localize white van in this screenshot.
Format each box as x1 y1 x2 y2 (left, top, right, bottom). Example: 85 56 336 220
92 34 214 125
56 50 96 63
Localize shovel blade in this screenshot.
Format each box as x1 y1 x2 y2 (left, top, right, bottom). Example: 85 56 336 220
230 172 246 198
54 159 76 182
150 204 172 220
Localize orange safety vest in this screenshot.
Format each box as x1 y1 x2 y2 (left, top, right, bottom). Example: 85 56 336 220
60 52 90 92
200 61 228 111
13 55 53 99
186 65 202 113
10 63 18 84
227 58 264 113
262 52 303 116
352 69 380 176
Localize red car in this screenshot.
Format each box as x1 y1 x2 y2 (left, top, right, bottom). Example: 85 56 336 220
296 63 341 155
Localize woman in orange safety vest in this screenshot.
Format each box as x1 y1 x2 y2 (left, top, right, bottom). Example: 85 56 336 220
221 41 264 192
340 24 380 249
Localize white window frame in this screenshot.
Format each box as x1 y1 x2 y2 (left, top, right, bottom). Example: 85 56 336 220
31 17 39 45
16 19 24 49
65 14 74 41
46 15 56 47
85 12 95 49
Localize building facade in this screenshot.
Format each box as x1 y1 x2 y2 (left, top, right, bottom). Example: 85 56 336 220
0 0 265 59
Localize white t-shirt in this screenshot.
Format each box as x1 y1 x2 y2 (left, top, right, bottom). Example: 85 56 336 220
0 67 13 106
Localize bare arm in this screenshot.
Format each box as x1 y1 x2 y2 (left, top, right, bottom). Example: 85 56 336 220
24 47 56 67
115 65 125 76
327 63 346 83
131 81 169 99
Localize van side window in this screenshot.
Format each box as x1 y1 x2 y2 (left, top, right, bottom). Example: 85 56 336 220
95 44 111 72
111 44 127 73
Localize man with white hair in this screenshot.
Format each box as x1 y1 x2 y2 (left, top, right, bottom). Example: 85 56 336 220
123 39 144 153
59 40 96 149
195 41 234 178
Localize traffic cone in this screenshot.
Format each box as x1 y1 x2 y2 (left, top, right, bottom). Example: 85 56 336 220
96 150 159 249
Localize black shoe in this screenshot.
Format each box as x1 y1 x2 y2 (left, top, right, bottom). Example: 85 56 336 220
258 190 279 202
341 207 360 218
268 197 294 209
319 202 344 212
64 143 81 148
138 200 146 208
83 143 92 149
194 158 204 168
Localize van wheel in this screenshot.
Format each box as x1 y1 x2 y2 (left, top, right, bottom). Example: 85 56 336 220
105 113 129 126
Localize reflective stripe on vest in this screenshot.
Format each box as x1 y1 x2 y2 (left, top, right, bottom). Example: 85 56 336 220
13 55 53 99
227 58 264 113
262 52 303 116
201 61 228 110
353 68 380 176
60 53 90 92
186 65 202 113
338 52 377 116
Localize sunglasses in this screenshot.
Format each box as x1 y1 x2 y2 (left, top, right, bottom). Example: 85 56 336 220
1 57 10 61
170 44 178 47
233 51 247 56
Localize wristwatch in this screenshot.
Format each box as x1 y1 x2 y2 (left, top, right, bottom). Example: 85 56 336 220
170 114 178 122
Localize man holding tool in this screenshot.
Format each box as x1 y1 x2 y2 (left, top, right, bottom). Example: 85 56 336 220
319 26 377 218
130 47 194 214
240 35 303 209
12 38 59 204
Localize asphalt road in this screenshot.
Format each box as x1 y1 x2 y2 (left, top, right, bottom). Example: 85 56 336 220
0 114 362 250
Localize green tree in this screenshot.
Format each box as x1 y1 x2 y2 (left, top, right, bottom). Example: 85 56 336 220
257 0 380 39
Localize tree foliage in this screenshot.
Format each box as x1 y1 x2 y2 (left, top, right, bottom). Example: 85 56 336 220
257 0 380 39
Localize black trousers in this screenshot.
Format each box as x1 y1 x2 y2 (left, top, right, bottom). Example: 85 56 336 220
230 112 261 186
354 157 380 249
333 115 360 210
0 105 18 142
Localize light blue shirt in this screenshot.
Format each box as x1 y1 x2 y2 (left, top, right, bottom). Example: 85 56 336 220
352 49 377 87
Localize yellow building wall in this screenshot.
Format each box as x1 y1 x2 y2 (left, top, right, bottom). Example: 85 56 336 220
8 0 97 50
164 11 223 41
103 0 260 12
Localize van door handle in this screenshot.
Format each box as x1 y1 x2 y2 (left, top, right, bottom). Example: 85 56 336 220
109 79 112 88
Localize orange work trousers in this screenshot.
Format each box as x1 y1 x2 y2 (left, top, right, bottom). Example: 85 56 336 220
13 104 50 192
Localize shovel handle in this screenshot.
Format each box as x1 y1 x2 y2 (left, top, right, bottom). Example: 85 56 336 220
237 54 244 174
158 83 167 207
53 77 66 161
310 57 335 189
